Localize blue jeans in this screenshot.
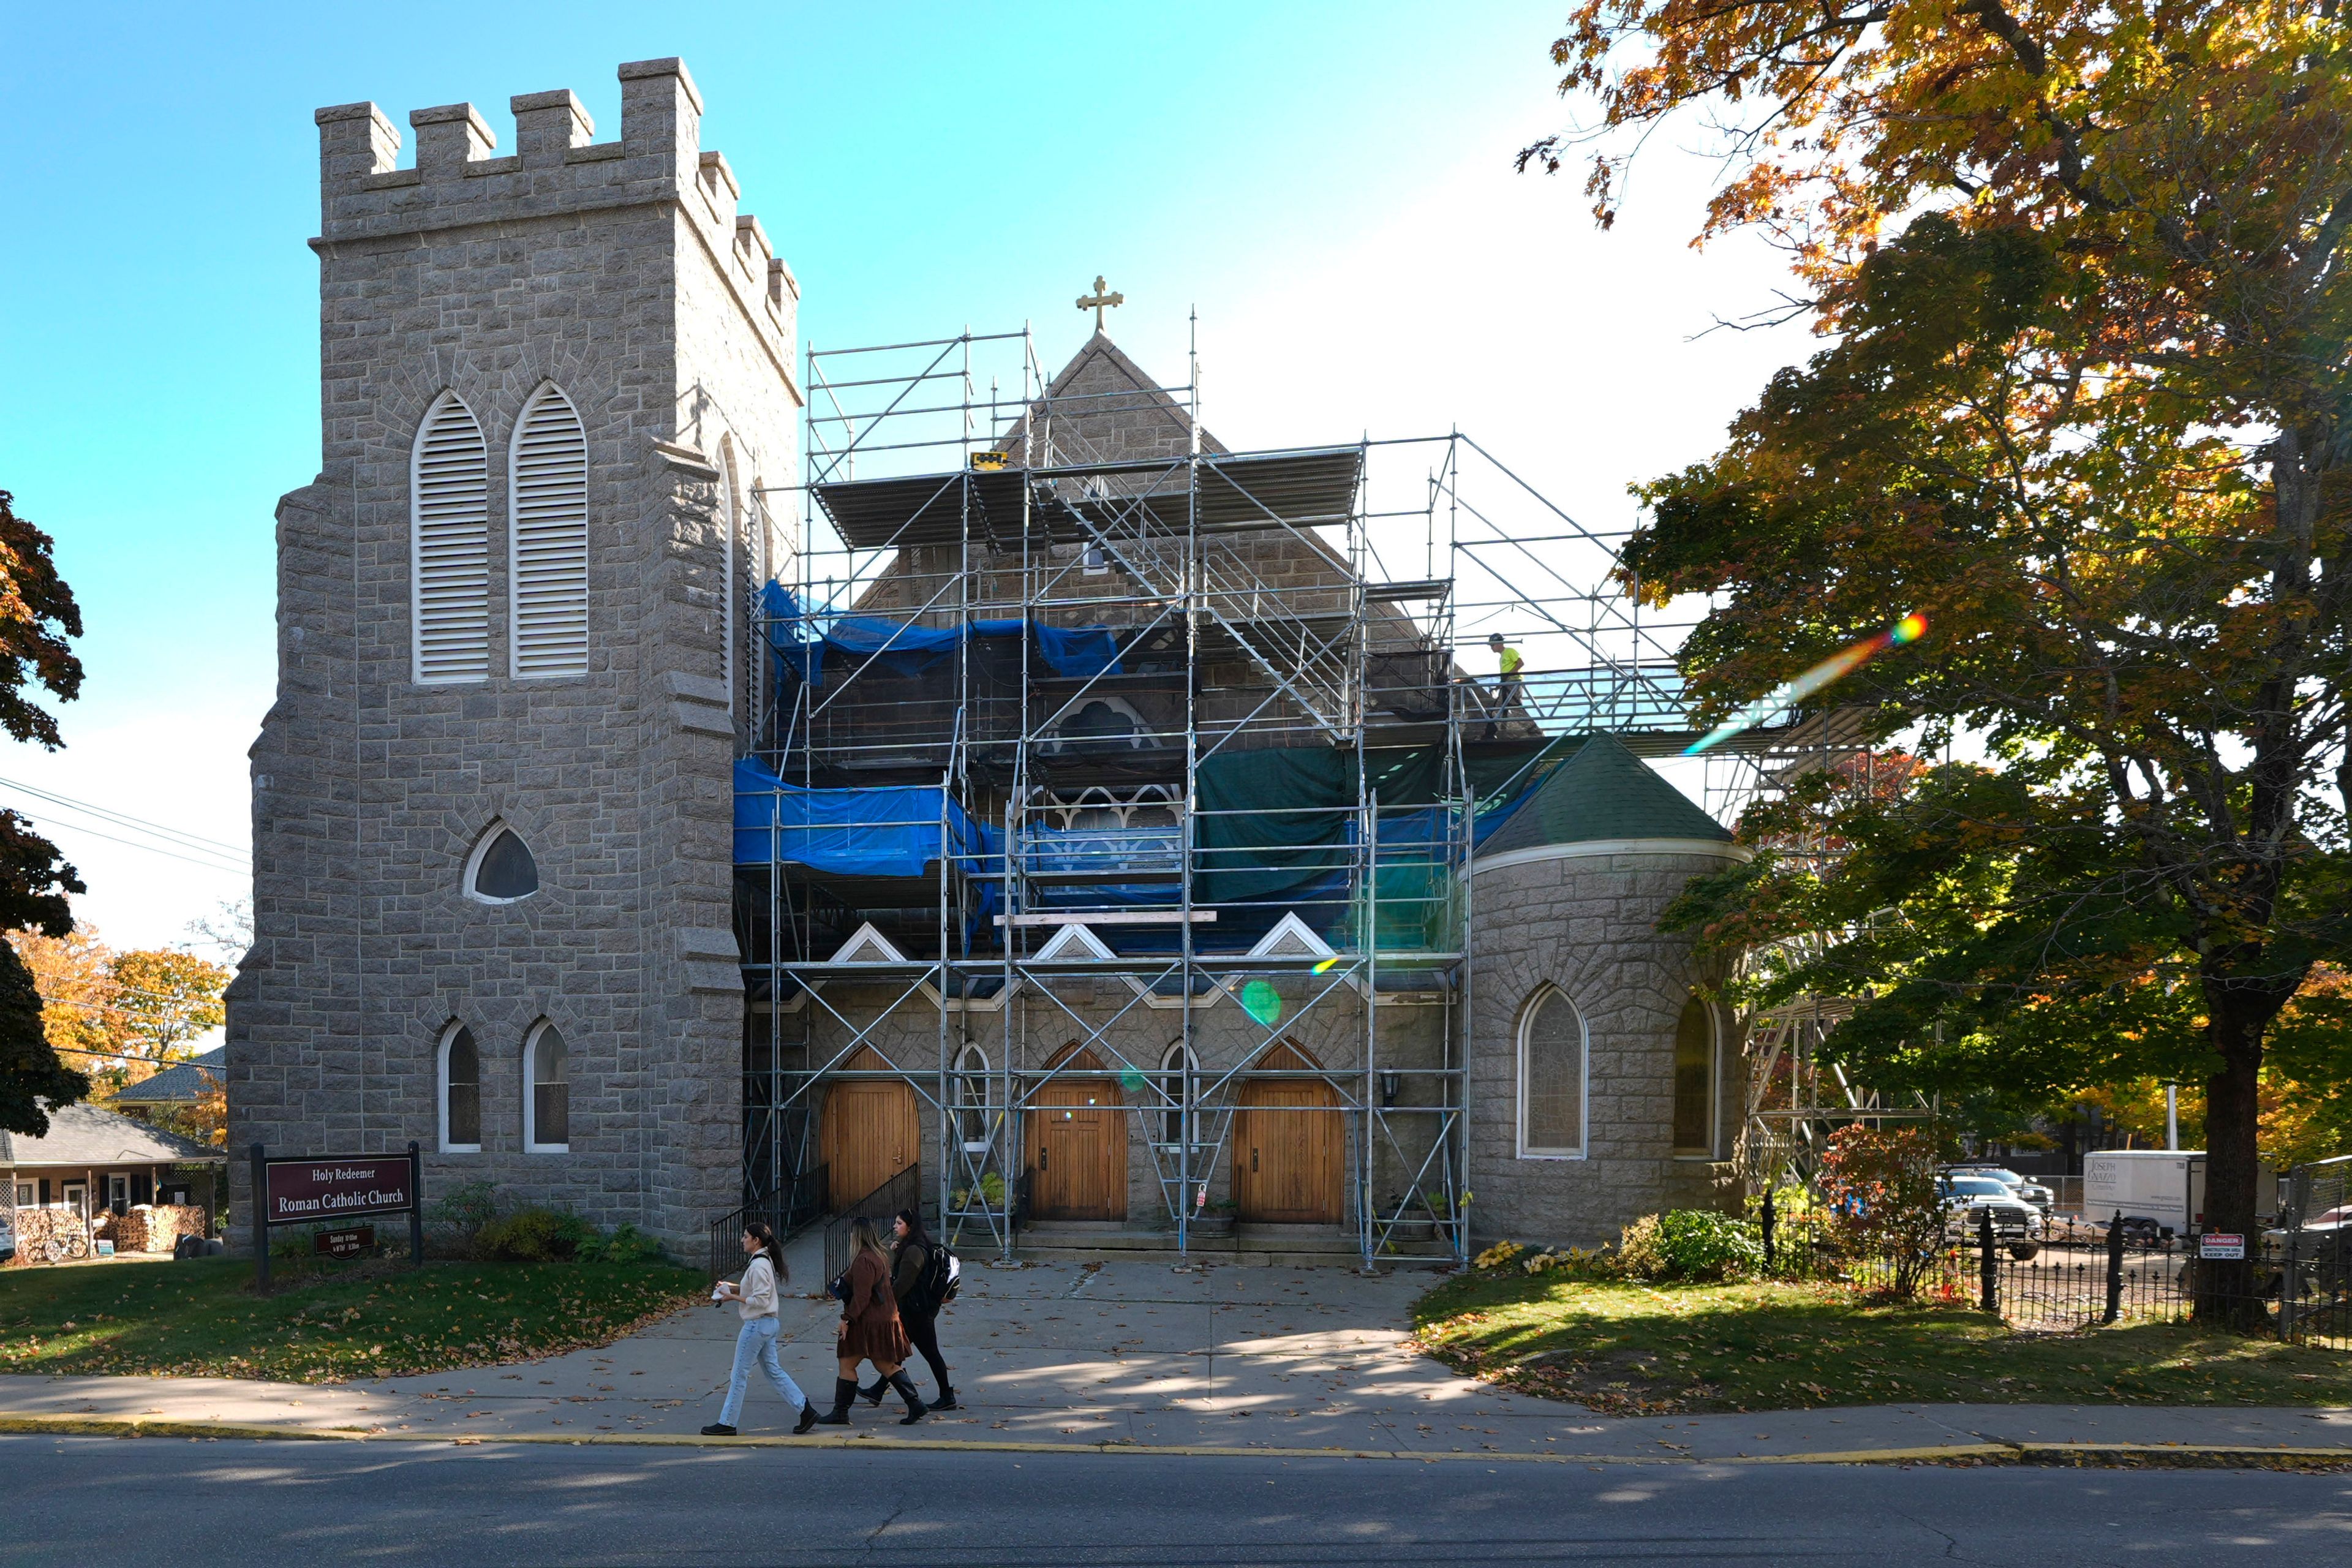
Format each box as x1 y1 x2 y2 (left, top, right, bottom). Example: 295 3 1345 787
719 1316 807 1427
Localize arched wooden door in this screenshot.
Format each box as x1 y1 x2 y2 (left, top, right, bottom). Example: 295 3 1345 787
1025 1045 1126 1221
1234 1041 1343 1225
821 1046 921 1211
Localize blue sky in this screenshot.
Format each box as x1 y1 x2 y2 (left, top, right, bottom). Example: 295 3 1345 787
0 2 1809 946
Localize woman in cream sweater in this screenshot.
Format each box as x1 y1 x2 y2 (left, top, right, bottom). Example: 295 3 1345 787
702 1221 818 1436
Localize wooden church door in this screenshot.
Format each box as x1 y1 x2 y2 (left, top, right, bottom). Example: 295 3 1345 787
1234 1041 1343 1225
821 1047 921 1210
1027 1046 1126 1221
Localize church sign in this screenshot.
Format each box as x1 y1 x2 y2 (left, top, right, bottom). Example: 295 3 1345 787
249 1141 424 1293
264 1155 413 1223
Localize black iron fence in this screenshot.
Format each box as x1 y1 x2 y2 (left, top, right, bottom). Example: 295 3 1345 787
1758 1191 2352 1351
707 1163 829 1282
821 1164 923 1286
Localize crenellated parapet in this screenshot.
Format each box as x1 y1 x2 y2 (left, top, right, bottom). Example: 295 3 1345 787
312 58 795 371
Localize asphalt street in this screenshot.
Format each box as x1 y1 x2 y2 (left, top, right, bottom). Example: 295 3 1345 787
9 1436 2349 1567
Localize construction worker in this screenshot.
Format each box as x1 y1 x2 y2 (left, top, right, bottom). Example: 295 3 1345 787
1487 633 1525 737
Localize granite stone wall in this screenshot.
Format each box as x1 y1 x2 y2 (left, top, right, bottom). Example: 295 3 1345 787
227 59 799 1257
1464 845 1744 1248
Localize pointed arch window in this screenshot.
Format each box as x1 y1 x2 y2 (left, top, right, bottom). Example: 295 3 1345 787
1158 1041 1200 1147
465 824 540 903
524 1022 570 1153
1672 997 1720 1158
1517 986 1586 1158
411 391 491 683
439 1024 481 1152
509 384 590 677
954 1042 993 1151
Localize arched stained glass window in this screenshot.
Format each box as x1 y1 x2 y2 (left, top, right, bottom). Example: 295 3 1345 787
525 1022 570 1153
1518 987 1585 1158
1672 997 1718 1158
440 1024 481 1152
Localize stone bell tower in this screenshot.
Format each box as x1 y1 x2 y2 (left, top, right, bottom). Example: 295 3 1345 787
227 58 801 1253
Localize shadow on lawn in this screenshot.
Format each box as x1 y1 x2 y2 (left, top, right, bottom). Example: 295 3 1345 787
1411 1275 2352 1415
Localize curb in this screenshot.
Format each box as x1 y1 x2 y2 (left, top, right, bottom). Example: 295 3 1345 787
3 1415 2348 1469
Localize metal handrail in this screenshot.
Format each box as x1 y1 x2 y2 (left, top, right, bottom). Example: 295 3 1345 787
706 1163 828 1282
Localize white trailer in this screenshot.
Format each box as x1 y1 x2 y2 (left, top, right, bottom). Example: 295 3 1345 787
2083 1150 2205 1237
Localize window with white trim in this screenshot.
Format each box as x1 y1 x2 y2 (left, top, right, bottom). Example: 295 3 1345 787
411 391 491 682
509 384 590 677
439 1024 481 1152
954 1042 992 1150
1517 986 1586 1158
524 1022 570 1153
1157 1041 1200 1147
465 823 540 903
1671 997 1719 1158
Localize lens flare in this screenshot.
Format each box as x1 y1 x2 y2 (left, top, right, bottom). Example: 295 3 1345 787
1313 957 1341 974
1240 978 1283 1027
1683 612 1929 756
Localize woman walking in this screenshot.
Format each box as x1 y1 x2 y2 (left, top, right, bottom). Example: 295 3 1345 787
701 1220 818 1437
818 1216 925 1425
862 1207 956 1411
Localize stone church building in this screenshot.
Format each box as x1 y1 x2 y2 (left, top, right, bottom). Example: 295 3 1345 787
226 59 1747 1261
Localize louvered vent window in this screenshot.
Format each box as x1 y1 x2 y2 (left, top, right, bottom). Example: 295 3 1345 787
509 385 590 677
410 393 491 683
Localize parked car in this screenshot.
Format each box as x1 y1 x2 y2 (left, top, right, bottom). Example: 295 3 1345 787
1944 1164 2057 1212
2260 1206 2352 1300
1939 1175 2045 1259
0 1204 12 1266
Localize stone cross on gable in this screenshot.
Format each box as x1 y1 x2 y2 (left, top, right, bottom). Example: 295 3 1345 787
1076 275 1125 331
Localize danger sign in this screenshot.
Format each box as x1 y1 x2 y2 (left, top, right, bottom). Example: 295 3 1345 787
2199 1232 2245 1259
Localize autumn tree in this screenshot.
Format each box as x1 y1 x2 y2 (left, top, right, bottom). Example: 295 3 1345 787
1529 5 2352 1318
12 929 230 1096
0 489 85 1135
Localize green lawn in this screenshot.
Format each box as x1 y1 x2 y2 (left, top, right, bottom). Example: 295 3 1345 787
0 1256 704 1381
1413 1272 2352 1414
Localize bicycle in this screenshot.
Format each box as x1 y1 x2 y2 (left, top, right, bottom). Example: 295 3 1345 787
42 1229 89 1263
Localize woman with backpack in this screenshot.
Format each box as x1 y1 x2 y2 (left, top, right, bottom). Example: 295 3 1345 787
701 1220 818 1438
817 1215 925 1425
860 1207 956 1412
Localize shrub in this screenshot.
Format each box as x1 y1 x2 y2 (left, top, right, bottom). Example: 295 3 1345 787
1618 1210 1765 1282
1473 1239 1524 1271
577 1223 663 1265
1816 1124 1947 1301
473 1206 597 1262
429 1181 500 1257
1518 1244 1617 1280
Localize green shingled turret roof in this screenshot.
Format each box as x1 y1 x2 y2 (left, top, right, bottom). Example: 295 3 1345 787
1476 734 1732 859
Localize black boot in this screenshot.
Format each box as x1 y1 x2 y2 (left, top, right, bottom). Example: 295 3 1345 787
889 1370 928 1425
815 1377 856 1426
859 1378 888 1406
793 1396 820 1435
929 1385 959 1411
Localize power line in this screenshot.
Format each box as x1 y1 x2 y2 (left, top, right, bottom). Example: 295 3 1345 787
0 775 248 857
51 1043 220 1069
0 809 248 877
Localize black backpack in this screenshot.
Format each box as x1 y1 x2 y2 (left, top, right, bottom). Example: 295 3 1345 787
916 1239 959 1312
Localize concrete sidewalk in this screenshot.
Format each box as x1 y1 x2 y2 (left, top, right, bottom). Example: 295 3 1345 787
4 1246 2349 1463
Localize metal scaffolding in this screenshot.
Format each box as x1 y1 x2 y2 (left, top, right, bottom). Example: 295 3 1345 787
730 323 1771 1266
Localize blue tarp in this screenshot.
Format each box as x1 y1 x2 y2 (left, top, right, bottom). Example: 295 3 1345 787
732 757 999 878
762 585 1121 688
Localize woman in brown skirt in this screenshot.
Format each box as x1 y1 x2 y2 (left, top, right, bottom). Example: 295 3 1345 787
818 1216 926 1425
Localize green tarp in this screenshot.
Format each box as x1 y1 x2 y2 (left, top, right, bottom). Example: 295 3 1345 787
1189 735 1588 905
